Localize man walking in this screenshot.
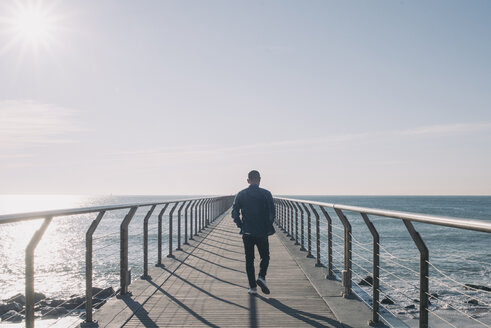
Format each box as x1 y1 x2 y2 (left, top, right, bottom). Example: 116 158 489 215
232 170 276 295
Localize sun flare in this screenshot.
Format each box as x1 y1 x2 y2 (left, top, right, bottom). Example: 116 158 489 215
0 0 61 56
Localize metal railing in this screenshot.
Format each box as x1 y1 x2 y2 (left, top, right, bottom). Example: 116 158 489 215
0 196 234 328
274 197 491 328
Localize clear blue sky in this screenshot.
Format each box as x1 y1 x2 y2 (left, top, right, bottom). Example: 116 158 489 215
1 0 490 195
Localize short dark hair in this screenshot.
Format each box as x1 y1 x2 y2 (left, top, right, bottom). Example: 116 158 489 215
248 170 261 181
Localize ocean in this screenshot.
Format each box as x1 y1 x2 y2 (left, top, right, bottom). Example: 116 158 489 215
0 195 490 327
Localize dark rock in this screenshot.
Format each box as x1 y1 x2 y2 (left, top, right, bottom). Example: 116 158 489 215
359 276 373 286
413 299 419 303
465 284 491 292
381 297 395 305
42 298 67 308
0 302 23 316
63 296 85 310
34 292 46 303
405 304 416 309
1 310 24 322
5 293 25 306
40 306 68 318
92 287 115 299
467 299 479 305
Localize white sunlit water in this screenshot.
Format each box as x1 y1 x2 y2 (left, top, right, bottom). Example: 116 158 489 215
0 195 490 327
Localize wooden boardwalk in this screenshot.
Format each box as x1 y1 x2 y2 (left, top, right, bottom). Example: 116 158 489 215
93 212 343 327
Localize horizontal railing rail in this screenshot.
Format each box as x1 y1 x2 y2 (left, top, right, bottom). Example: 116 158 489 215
0 196 235 328
274 196 491 328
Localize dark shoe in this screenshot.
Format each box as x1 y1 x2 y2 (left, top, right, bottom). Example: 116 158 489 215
256 277 270 294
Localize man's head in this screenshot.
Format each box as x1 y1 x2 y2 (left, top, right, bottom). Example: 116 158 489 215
247 170 261 185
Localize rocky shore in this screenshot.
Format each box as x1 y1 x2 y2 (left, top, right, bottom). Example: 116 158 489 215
0 287 115 323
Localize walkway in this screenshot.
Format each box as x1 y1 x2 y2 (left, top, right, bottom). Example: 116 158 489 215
92 212 343 327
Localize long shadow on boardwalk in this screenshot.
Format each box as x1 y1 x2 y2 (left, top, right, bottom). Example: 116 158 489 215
118 295 158 328
256 295 346 328
176 257 247 289
161 266 248 310
182 250 245 274
145 280 220 328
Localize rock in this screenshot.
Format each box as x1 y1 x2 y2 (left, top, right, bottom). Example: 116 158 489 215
62 296 85 310
381 297 395 305
1 310 24 322
92 287 115 299
34 292 46 303
40 306 68 318
4 292 45 305
464 284 491 292
0 302 23 316
42 298 67 308
5 293 25 306
405 304 416 309
467 299 479 305
359 276 373 286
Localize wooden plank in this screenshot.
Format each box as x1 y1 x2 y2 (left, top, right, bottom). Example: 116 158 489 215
93 212 342 327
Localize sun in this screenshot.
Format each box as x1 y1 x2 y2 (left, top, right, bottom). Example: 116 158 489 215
0 0 61 56
14 5 53 43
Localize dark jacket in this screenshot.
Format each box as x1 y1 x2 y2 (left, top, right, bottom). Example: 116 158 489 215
232 184 276 237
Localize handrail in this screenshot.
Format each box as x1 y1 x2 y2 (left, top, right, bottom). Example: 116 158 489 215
0 198 202 224
274 196 491 328
0 195 234 328
276 197 491 233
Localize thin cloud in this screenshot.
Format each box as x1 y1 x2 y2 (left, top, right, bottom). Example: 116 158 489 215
113 132 373 163
0 100 79 149
401 122 491 136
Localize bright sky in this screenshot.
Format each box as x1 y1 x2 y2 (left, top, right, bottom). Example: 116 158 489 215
0 0 490 195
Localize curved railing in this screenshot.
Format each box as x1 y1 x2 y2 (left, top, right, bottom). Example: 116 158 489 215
274 197 491 328
0 196 234 328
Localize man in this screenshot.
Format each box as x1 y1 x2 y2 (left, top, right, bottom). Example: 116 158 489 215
232 170 276 295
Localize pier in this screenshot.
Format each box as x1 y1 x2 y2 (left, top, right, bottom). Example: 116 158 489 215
91 213 351 327
0 196 490 327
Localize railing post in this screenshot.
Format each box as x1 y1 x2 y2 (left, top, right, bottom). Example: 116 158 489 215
283 200 287 234
319 206 334 278
121 207 138 295
168 202 179 258
294 202 300 245
142 205 156 278
195 199 201 235
157 204 169 265
287 201 295 240
184 201 192 245
403 220 429 328
200 199 205 231
282 200 290 237
334 208 352 297
361 213 380 325
302 203 313 257
26 217 53 328
299 203 306 251
309 204 322 267
177 201 186 251
190 200 197 239
204 199 209 228
85 211 106 324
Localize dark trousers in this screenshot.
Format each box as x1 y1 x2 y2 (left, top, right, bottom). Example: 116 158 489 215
242 234 270 288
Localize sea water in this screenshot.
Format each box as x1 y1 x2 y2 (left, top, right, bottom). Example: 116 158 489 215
0 195 490 327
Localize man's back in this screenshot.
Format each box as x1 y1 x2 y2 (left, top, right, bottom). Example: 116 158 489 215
232 184 275 237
